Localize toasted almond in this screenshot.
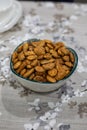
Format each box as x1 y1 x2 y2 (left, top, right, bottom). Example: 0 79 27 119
43 62 55 70
20 69 27 76
65 62 73 67
25 59 31 65
32 41 40 47
13 61 21 69
45 46 50 52
35 66 45 72
17 45 23 53
55 69 66 80
62 65 70 71
48 68 57 77
29 73 35 80
27 55 37 60
60 47 69 55
69 52 75 63
12 58 18 64
29 45 34 51
24 51 35 56
23 68 34 78
41 59 55 64
34 47 45 55
18 52 25 61
35 72 46 77
44 53 52 59
38 55 44 60
27 64 32 69
31 59 38 66
58 49 64 56
47 75 56 83
23 42 29 52
12 51 18 60
47 43 54 49
34 75 46 82
50 49 58 58
63 56 70 62
55 42 64 50
16 62 26 73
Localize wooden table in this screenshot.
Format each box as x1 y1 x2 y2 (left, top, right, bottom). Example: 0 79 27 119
0 1 87 130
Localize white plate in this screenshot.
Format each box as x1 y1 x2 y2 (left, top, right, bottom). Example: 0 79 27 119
0 3 15 27
0 1 22 33
0 0 13 12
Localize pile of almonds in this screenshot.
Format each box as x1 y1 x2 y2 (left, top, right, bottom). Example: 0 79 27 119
11 39 75 83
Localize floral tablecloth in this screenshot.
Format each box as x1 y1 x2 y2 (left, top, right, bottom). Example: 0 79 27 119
0 1 87 130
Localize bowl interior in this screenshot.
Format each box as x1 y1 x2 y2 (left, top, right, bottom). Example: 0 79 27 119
10 39 78 84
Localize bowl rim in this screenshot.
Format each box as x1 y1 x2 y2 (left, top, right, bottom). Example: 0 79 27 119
10 39 78 84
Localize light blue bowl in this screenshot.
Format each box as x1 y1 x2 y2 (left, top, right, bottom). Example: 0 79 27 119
10 39 78 92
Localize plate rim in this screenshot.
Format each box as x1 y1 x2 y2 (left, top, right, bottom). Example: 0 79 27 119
0 1 22 33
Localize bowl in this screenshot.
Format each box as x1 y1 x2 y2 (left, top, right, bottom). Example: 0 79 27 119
0 0 13 13
10 39 78 93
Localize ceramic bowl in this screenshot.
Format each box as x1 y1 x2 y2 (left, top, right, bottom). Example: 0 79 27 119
10 39 78 93
0 0 13 12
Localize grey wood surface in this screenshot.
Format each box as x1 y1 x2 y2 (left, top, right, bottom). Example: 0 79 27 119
0 1 87 130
